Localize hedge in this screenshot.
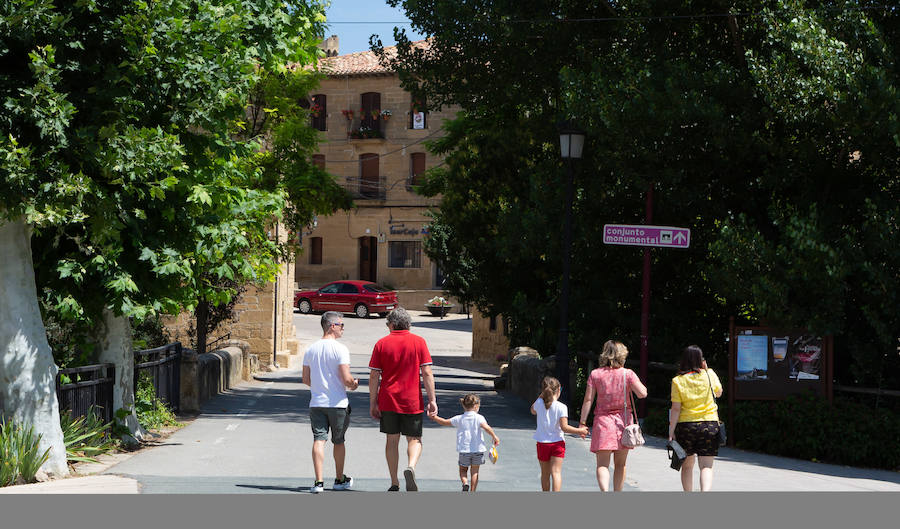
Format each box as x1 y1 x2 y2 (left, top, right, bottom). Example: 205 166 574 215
639 392 900 471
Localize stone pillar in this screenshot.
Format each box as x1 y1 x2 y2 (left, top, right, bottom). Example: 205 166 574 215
179 349 200 414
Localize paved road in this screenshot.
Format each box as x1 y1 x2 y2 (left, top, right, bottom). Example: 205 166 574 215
98 310 599 492
6 309 899 493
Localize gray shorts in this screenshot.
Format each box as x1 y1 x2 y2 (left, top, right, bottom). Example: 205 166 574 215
458 452 485 467
310 406 350 444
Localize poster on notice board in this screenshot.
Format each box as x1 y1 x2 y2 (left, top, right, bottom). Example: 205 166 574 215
736 334 768 381
788 335 823 380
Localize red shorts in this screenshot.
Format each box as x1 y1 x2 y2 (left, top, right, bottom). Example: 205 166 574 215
536 440 566 461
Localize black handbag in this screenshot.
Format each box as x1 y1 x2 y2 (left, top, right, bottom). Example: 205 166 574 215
667 439 687 471
706 370 726 446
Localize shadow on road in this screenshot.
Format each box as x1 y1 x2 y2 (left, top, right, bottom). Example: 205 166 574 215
410 319 472 333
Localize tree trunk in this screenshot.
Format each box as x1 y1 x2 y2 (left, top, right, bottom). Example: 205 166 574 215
97 308 145 444
195 299 209 355
0 217 69 477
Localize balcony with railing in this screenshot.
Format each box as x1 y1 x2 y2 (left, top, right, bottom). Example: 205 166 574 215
341 109 390 140
342 175 386 200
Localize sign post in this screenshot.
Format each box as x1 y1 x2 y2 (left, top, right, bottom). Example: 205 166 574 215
603 221 691 416
602 224 691 249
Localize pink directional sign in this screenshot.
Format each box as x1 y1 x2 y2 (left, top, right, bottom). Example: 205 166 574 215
603 224 690 249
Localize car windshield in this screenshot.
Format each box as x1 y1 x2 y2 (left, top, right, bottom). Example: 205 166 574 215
363 284 391 293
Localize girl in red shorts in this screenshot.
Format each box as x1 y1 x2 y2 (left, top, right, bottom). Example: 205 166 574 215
531 377 588 491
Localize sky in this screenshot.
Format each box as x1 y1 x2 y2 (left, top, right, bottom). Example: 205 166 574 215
323 0 428 55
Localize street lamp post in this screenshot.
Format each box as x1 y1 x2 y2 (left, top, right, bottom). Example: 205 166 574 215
556 123 585 405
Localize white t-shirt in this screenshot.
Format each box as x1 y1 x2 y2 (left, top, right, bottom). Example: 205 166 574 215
532 398 568 443
303 338 351 408
450 411 487 454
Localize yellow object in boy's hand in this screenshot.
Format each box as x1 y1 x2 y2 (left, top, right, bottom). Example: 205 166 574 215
489 445 499 464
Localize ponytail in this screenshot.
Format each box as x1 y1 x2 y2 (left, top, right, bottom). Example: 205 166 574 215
539 376 561 409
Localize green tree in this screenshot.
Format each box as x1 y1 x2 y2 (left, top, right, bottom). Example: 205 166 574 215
380 1 899 394
2 0 340 473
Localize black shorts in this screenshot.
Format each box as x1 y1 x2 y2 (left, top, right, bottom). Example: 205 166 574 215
380 411 423 437
674 421 720 457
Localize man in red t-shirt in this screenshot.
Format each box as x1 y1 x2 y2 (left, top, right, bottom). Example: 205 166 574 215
369 307 438 491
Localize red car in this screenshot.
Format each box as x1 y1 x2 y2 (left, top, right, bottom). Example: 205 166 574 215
294 280 399 318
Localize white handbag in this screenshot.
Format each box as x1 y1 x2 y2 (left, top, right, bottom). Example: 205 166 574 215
621 369 645 447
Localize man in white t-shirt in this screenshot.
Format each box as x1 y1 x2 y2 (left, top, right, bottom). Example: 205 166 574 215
302 311 359 493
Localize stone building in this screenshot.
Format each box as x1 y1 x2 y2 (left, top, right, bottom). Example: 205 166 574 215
472 311 511 364
294 39 461 309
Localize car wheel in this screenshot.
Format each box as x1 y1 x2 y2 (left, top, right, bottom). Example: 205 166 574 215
355 303 369 318
298 299 312 314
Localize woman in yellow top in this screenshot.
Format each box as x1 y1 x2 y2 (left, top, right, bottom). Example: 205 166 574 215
668 345 723 491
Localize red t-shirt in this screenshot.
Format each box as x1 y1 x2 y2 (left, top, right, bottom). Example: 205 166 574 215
369 330 433 414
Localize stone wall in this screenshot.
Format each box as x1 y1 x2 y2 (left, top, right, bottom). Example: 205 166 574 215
231 259 299 369
471 311 511 363
179 342 249 413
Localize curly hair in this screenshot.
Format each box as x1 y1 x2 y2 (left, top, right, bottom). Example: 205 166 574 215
598 340 628 368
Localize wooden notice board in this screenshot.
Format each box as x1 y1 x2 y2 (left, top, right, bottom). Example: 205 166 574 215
726 319 833 445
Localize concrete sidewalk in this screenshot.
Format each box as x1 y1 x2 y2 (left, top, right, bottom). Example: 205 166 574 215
3 354 899 493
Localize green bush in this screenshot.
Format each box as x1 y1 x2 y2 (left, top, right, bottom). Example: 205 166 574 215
134 373 178 431
634 390 900 471
0 417 51 487
640 403 671 437
734 393 900 470
60 407 119 464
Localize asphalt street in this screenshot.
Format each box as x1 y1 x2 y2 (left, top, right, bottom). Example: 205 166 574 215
7 310 899 494
100 311 605 493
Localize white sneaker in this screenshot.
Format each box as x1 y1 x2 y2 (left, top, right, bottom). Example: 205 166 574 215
333 475 353 491
311 481 324 493
404 467 418 491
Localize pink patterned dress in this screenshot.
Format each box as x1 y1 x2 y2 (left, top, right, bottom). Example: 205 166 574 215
588 367 640 452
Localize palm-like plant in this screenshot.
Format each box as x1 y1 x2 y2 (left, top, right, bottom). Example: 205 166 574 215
60 408 118 464
0 417 51 486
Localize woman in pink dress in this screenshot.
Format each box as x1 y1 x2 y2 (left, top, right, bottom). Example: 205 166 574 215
578 340 648 491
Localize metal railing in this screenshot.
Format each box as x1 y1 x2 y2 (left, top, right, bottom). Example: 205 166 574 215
134 342 182 414
206 332 232 354
56 363 116 425
342 175 386 200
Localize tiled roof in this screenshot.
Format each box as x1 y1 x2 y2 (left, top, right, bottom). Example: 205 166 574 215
303 39 430 77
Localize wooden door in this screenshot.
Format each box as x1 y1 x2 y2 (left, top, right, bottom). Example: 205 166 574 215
359 236 377 282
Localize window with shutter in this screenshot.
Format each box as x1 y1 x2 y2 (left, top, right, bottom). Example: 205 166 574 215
359 153 380 199
409 153 426 189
